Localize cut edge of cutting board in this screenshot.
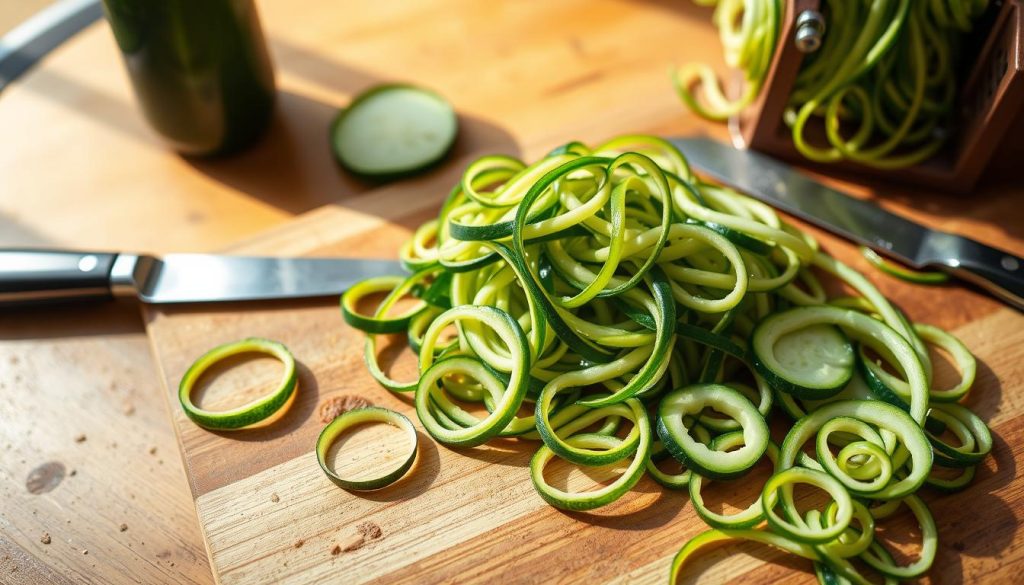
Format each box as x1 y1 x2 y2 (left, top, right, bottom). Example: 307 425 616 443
138 161 460 585
140 159 1023 585
142 155 475 493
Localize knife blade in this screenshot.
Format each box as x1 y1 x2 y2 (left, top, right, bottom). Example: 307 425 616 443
671 136 1024 311
0 249 405 306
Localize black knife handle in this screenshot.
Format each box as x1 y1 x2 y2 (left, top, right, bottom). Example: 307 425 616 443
0 249 118 307
924 236 1024 312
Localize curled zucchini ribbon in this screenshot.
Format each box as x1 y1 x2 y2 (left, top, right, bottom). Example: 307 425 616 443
674 0 782 121
860 246 950 285
337 135 989 582
680 0 990 169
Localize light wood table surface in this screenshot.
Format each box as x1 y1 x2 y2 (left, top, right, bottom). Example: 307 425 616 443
1 1 1021 584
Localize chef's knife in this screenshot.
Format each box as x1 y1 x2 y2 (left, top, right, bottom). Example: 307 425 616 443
671 136 1024 312
0 250 405 307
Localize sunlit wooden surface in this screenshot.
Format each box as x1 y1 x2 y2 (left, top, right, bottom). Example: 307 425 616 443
1 0 1022 583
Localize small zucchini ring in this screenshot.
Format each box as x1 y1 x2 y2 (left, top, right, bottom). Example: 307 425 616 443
316 407 418 491
178 337 298 431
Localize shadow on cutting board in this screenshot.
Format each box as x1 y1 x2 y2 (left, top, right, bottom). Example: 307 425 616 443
561 487 681 532
968 357 1004 431
181 37 520 218
906 431 1017 583
668 536 812 583
355 433 441 502
0 300 144 340
195 358 321 443
838 172 1024 245
13 36 518 223
181 89 519 218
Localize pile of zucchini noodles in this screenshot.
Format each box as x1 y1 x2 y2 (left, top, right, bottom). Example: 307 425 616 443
340 135 991 583
675 0 990 169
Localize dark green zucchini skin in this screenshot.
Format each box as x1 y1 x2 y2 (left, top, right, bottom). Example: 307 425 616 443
178 337 296 430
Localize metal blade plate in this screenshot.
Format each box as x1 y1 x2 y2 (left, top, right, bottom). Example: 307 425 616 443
137 255 405 304
671 136 934 267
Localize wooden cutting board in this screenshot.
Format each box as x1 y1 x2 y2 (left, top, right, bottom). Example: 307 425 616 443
138 1 1024 583
142 164 1024 584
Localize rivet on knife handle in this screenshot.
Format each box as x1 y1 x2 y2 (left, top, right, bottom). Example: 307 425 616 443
921 232 1024 311
0 249 118 307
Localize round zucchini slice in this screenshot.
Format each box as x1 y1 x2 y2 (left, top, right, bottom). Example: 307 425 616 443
331 84 458 179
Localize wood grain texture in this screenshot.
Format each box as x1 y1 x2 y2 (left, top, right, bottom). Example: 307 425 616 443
0 303 210 585
0 0 720 252
134 0 1024 583
1 0 1022 583
146 200 1024 585
1 1 721 580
